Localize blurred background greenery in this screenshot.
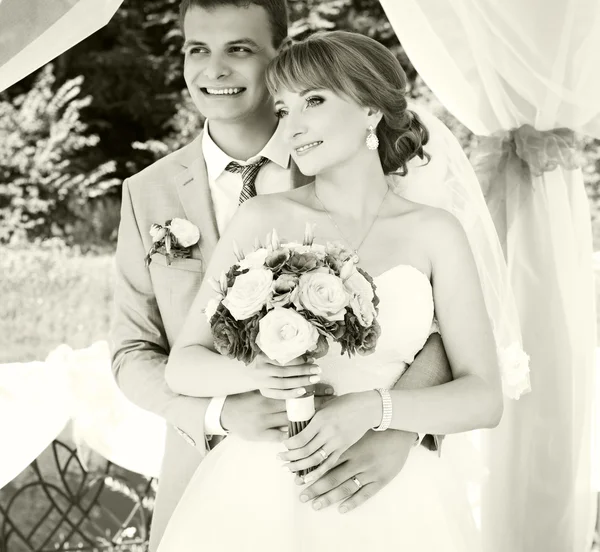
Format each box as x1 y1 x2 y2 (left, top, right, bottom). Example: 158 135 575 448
1 0 599 362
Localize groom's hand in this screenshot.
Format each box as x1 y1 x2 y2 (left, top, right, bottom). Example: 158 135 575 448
221 384 334 442
296 429 416 513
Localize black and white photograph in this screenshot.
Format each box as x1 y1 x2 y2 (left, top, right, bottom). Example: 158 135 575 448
0 1 599 551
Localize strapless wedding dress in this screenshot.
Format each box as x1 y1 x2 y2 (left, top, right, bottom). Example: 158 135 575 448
158 265 481 551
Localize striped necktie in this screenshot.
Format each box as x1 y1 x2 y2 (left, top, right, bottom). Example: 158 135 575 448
225 157 270 205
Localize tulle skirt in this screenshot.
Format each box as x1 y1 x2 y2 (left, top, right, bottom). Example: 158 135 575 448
158 434 481 551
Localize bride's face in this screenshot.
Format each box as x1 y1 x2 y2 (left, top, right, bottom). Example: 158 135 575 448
274 87 371 176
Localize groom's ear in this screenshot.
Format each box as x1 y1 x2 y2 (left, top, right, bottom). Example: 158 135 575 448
278 36 294 52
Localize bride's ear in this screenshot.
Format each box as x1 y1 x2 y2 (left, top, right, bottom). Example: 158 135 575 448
366 107 384 129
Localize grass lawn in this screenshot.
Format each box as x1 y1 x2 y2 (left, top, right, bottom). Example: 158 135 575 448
0 243 115 363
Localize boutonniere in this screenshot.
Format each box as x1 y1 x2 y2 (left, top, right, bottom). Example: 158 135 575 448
145 218 200 267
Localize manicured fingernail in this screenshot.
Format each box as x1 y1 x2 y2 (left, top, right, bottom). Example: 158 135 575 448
277 454 284 460
279 426 289 432
299 494 309 503
297 388 306 395
310 366 322 374
303 474 315 484
313 501 322 510
339 506 348 514
282 463 291 470
325 387 334 395
309 376 321 383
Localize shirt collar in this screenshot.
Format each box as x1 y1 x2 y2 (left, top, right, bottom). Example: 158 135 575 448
202 121 290 182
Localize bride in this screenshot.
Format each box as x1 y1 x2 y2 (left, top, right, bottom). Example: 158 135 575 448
158 31 508 551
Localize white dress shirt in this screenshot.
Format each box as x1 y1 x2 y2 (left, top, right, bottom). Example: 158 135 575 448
202 121 293 435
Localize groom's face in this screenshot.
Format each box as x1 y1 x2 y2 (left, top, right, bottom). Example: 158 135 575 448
182 5 278 123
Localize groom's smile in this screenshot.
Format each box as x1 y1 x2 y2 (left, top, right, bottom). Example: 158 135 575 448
201 87 246 97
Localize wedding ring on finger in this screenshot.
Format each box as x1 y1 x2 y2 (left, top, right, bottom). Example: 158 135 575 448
351 476 363 491
317 448 329 462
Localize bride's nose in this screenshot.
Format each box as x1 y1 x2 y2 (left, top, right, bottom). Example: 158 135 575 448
288 123 308 144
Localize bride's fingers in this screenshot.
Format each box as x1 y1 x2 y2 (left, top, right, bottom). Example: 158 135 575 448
278 433 325 463
256 364 321 378
259 387 309 400
256 353 315 367
284 418 320 450
286 446 339 473
300 453 339 482
267 374 321 390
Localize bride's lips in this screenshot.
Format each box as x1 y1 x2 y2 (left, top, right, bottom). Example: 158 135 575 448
294 141 323 156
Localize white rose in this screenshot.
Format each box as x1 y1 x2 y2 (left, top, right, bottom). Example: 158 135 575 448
222 268 273 320
204 296 221 322
344 270 376 327
238 247 269 270
296 272 349 321
149 224 166 243
256 307 319 364
168 218 200 247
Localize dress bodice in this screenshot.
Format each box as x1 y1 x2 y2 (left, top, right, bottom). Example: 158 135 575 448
320 264 435 395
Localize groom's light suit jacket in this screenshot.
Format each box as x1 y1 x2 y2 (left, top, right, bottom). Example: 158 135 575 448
111 127 445 550
111 131 312 550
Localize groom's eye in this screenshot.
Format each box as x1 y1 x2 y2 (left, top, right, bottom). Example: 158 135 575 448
229 46 252 55
184 46 208 56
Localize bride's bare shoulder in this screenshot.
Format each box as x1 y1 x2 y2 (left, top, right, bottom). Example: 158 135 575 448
388 193 466 248
224 189 308 246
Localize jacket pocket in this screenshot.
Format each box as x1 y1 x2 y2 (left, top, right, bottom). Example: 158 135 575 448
149 253 204 273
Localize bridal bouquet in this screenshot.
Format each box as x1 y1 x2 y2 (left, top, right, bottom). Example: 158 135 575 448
205 224 381 468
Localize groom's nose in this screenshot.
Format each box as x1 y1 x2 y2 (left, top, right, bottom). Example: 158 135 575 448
203 54 231 80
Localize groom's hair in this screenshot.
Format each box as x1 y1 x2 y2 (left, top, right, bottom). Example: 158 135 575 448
266 31 431 176
179 0 289 49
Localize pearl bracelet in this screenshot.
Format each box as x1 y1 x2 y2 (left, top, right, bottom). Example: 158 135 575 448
372 388 392 431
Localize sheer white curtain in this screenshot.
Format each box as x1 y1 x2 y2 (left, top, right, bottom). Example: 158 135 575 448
0 343 165 489
379 1 600 550
0 0 124 92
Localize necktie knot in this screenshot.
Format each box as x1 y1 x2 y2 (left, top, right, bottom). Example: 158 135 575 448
225 157 270 205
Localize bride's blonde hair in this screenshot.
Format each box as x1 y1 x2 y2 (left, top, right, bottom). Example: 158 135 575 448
265 31 430 176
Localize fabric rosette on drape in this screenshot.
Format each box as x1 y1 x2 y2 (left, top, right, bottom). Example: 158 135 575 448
379 1 600 551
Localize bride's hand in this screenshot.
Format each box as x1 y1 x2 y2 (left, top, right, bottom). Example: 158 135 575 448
278 392 379 475
253 353 322 400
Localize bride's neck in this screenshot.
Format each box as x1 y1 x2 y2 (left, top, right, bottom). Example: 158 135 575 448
314 152 389 220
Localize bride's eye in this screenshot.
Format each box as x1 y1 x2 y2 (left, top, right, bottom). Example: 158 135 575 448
305 96 324 108
275 108 288 119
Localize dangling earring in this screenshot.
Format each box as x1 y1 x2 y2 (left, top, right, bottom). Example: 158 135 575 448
366 125 379 150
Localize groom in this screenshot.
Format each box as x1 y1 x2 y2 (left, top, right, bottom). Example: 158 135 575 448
111 0 453 550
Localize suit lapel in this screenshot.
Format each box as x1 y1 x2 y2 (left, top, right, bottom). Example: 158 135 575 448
174 132 220 261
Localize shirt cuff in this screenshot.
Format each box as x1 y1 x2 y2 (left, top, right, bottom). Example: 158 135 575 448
205 396 228 436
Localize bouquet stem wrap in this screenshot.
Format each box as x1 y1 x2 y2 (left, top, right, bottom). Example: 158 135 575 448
286 391 316 477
